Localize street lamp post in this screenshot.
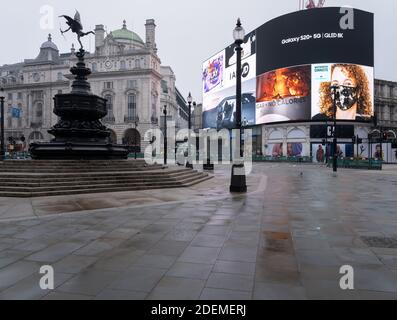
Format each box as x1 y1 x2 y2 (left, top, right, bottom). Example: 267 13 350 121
230 18 247 193
163 105 168 165
0 88 5 161
330 85 338 174
186 93 193 169
134 117 139 160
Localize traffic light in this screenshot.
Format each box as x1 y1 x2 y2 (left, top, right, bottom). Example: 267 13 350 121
322 139 326 146
357 137 363 144
352 136 356 144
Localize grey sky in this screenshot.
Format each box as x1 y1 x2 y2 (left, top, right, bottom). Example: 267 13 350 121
0 0 395 102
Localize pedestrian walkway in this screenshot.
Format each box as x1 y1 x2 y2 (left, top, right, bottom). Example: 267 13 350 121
1 163 397 300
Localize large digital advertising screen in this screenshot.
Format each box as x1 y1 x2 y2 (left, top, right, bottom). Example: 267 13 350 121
202 7 374 129
202 31 256 130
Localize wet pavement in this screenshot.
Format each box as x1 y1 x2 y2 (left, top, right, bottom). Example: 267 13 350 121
1 163 397 300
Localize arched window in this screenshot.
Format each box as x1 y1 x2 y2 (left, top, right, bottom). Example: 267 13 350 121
128 94 136 118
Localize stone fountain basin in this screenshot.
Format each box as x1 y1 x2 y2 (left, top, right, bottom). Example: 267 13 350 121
53 94 107 119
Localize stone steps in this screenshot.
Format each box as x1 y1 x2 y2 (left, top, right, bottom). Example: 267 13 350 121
0 172 204 188
0 160 213 198
0 169 192 181
0 161 164 173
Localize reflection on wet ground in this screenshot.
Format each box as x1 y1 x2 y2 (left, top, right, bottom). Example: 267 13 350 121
0 163 397 299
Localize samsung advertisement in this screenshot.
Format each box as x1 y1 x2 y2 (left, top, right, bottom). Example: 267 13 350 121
202 7 374 129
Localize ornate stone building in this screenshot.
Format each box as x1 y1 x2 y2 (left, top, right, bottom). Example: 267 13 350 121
374 79 397 134
0 19 188 152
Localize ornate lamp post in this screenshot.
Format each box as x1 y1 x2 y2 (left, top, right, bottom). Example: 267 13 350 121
186 92 193 169
0 88 5 161
230 18 247 193
330 85 338 173
163 105 168 165
134 117 139 160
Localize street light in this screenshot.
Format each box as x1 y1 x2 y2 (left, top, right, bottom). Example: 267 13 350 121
330 85 338 174
186 92 193 169
134 117 139 160
163 105 168 165
0 87 5 161
230 18 247 193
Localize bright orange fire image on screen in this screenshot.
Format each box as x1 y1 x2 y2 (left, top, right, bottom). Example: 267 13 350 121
257 66 311 103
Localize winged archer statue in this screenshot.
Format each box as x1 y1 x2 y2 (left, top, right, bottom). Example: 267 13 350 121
59 10 95 50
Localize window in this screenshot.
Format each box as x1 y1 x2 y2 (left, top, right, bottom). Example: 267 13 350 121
104 82 113 89
57 72 63 81
17 92 22 100
92 62 97 72
161 80 168 94
35 103 43 119
127 80 137 89
105 95 113 118
128 94 137 118
151 94 157 118
120 61 126 70
8 93 12 101
135 59 141 69
33 91 43 100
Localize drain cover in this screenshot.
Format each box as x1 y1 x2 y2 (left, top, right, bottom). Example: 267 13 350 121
361 236 397 249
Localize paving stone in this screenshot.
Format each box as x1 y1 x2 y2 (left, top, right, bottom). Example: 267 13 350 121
74 238 124 257
91 249 146 272
191 234 227 248
178 246 220 264
53 255 99 274
25 242 86 263
0 250 32 268
0 272 73 300
109 266 167 292
148 240 190 257
132 254 177 269
206 272 254 292
213 261 256 276
166 262 213 280
0 260 40 291
56 270 120 296
147 276 205 300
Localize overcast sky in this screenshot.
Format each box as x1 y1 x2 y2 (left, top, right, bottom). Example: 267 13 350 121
0 0 395 102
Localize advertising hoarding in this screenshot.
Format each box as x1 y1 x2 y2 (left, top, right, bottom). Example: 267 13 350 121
202 7 374 129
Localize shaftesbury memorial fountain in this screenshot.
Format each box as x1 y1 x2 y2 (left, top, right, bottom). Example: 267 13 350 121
30 11 129 159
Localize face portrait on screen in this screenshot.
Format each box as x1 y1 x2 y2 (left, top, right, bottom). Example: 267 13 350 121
318 64 372 120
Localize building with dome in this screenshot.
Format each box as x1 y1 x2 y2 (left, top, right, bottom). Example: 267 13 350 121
0 19 189 153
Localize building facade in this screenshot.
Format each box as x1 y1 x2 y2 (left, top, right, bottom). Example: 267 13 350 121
0 19 188 153
374 79 397 131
